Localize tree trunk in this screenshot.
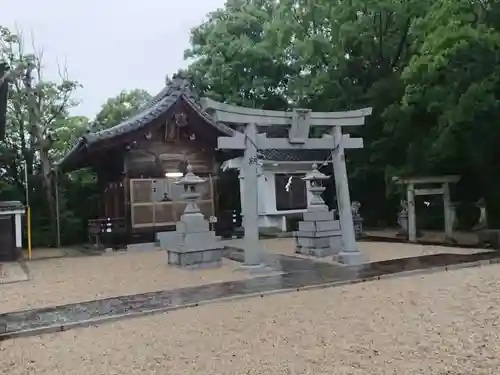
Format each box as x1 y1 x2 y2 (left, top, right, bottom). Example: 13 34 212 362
24 67 58 246
40 150 57 245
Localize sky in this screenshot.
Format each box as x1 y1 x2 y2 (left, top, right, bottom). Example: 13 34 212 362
0 0 226 117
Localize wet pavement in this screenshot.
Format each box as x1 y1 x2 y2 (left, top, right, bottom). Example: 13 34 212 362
1 247 500 340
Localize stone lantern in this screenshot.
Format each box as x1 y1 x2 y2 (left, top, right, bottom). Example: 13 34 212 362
177 164 205 215
294 163 343 258
303 163 330 209
163 164 224 268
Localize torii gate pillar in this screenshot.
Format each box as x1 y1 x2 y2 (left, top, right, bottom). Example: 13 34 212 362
202 97 372 266
332 126 362 264
239 122 261 267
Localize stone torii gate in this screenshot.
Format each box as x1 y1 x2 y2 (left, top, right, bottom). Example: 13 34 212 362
202 98 372 266
394 175 460 243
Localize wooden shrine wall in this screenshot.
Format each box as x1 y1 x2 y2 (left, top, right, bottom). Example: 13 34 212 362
124 116 218 229
95 153 126 219
125 114 216 177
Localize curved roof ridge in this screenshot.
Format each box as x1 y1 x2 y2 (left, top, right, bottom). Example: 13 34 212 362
58 76 233 172
86 77 188 144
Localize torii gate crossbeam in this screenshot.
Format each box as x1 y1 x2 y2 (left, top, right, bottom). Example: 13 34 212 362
202 98 372 267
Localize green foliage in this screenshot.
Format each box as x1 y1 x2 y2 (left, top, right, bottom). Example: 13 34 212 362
2 0 500 245
185 0 500 227
185 0 293 109
394 0 500 224
0 28 152 247
93 89 152 131
0 26 93 246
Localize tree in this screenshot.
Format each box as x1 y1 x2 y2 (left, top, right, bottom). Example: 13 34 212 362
185 0 434 224
51 115 90 161
0 26 81 245
389 0 500 224
185 0 295 109
92 89 152 130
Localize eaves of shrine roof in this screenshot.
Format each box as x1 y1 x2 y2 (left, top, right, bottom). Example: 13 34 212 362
83 77 234 146
57 75 234 172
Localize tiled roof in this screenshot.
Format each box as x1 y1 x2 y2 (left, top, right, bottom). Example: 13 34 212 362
57 74 234 171
84 75 233 145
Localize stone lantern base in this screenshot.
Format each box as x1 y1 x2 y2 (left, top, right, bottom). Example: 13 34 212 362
294 209 343 258
162 212 224 268
353 215 363 239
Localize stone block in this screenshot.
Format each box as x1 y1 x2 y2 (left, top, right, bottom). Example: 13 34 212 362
183 231 217 248
318 220 340 231
181 251 202 266
295 230 342 238
202 249 223 263
176 216 210 233
296 244 335 258
303 210 334 222
167 247 224 268
353 216 363 239
157 232 183 249
298 221 316 232
299 221 340 232
294 213 343 257
297 236 331 249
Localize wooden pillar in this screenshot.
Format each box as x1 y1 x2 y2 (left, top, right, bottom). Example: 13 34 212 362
241 122 262 267
407 183 417 242
443 183 453 241
332 126 364 264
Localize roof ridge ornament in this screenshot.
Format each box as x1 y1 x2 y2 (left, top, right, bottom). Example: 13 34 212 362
171 71 187 86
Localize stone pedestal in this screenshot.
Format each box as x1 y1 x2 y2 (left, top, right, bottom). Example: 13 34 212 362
396 200 409 238
351 201 363 239
396 211 408 237
295 209 342 257
294 164 343 258
353 216 363 239
163 165 224 268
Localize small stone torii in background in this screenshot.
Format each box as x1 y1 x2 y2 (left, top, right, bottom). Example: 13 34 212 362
202 98 372 267
393 175 460 243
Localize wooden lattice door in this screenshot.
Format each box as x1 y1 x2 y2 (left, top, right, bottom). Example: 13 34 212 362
129 176 215 229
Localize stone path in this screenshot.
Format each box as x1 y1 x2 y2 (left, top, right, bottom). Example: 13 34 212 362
1 248 499 341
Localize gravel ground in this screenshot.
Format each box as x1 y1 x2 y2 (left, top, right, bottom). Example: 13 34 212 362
225 238 487 262
0 250 252 313
2 262 500 374
0 240 485 313
0 262 28 285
